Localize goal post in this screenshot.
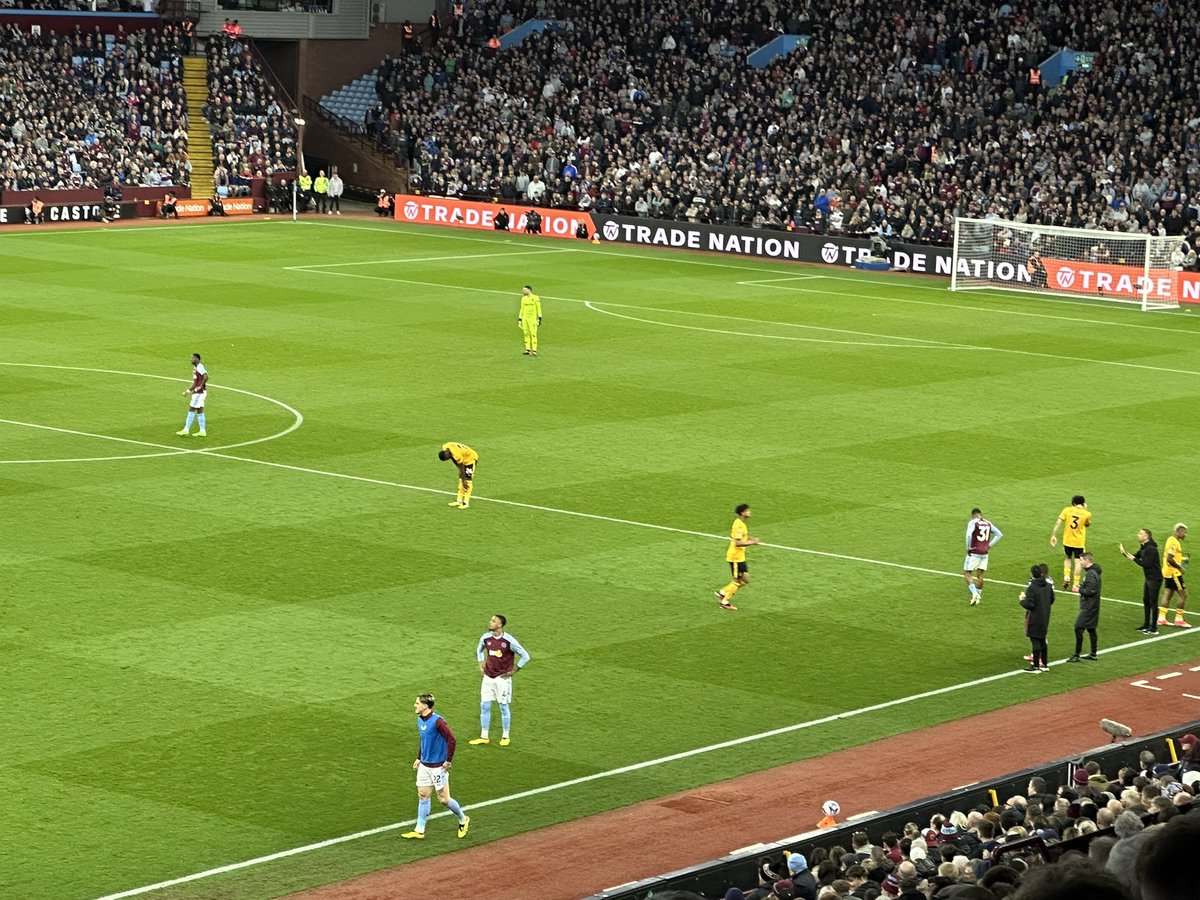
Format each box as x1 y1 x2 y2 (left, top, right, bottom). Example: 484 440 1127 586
950 217 1183 310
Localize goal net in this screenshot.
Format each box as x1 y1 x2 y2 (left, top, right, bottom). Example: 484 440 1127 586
950 217 1183 310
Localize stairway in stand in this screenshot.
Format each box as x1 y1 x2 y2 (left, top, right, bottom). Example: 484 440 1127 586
183 55 214 199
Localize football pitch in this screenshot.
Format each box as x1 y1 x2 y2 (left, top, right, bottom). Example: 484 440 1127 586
4 218 1200 899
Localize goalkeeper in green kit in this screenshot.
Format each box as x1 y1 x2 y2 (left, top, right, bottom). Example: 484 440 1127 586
518 285 543 356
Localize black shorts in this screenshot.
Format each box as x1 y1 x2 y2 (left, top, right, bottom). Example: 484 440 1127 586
729 561 748 579
1064 545 1084 559
461 463 475 480
1164 574 1186 592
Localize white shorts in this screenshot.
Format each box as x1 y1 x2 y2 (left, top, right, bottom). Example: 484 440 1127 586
481 674 513 704
415 763 450 790
964 553 989 572
189 391 207 410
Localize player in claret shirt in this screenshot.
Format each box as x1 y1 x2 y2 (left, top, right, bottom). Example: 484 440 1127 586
176 353 208 437
963 507 1003 606
469 614 530 747
401 693 470 840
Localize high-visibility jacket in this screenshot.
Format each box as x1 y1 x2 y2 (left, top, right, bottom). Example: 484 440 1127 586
313 175 329 195
299 173 313 192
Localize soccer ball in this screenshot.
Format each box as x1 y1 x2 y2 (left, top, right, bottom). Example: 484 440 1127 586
822 799 840 816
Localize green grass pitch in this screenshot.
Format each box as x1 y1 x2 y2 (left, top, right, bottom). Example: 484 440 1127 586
2 218 1199 899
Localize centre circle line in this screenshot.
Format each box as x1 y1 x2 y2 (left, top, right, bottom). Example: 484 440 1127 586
0 363 303 464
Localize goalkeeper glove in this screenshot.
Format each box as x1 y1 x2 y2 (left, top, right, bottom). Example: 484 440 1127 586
537 316 542 325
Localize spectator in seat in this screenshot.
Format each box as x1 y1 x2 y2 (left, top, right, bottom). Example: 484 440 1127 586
160 191 178 219
1011 861 1132 900
25 195 45 225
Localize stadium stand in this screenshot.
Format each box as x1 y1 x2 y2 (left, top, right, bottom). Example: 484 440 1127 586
318 70 377 135
0 21 191 191
353 0 1199 249
204 31 297 194
591 727 1200 899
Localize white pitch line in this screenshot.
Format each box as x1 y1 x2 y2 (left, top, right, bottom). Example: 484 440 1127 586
1156 672 1184 680
0 363 303 463
286 264 1200 373
294 220 1200 335
584 301 971 350
2 415 1161 619
285 248 575 270
1184 693 1200 700
93 622 1185 900
1131 680 1162 691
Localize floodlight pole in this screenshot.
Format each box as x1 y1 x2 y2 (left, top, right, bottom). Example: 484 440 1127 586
293 114 307 222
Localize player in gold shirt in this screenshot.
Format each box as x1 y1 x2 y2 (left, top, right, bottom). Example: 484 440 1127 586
518 285 542 356
1159 523 1190 628
1050 494 1092 591
715 503 759 610
438 441 478 508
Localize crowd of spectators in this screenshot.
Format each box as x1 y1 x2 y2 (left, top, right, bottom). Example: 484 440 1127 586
694 733 1200 900
204 31 296 194
0 0 153 10
359 0 1200 247
0 22 190 191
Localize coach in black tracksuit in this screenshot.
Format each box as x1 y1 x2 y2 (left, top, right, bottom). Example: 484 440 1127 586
1120 529 1162 634
1020 563 1055 671
1069 553 1102 661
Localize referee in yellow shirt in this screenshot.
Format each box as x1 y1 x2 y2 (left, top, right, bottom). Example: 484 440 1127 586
438 441 478 508
518 285 542 356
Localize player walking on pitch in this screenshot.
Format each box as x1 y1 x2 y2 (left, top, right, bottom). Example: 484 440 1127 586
963 508 1003 606
518 285 542 355
715 503 759 610
176 353 208 437
401 693 471 840
1050 495 1091 591
438 441 478 508
469 614 530 747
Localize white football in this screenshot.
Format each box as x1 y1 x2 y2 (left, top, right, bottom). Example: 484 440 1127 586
822 800 840 816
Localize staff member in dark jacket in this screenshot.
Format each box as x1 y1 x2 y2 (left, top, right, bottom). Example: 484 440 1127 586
1068 553 1102 661
1120 529 1162 635
1020 563 1055 672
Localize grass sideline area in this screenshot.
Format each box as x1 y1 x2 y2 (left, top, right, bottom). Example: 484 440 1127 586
2 218 1199 899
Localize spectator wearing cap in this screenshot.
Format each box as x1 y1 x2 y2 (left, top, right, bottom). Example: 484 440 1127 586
880 874 901 898
784 850 817 900
1179 733 1199 774
938 821 963 851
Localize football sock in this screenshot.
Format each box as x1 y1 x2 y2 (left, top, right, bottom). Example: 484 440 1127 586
720 581 741 599
456 480 465 503
500 703 511 733
1160 606 1168 620
968 583 979 596
417 797 431 830
446 798 465 821
480 701 491 734
1063 561 1071 584
198 413 206 430
185 411 196 429
462 481 474 504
